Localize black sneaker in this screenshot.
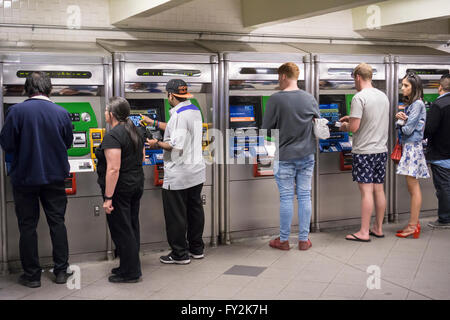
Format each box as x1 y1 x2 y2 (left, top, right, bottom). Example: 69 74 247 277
55 271 74 284
160 254 191 265
189 252 205 259
108 275 140 283
428 220 450 229
18 274 41 288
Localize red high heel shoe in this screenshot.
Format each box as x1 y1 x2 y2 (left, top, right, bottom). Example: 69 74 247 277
396 223 421 239
396 222 421 234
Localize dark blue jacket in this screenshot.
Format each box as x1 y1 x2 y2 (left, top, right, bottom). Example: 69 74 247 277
0 98 73 186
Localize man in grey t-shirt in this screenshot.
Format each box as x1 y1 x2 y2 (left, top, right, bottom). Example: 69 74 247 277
339 63 389 242
263 62 320 251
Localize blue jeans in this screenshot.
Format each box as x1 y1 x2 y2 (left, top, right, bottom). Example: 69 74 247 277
274 154 315 241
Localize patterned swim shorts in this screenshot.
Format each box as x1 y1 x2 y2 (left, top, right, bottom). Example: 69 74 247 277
352 152 388 184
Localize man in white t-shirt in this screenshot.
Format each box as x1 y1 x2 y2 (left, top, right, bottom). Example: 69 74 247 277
144 79 206 264
339 63 390 242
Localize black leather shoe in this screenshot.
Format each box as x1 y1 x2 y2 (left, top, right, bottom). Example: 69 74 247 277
18 274 41 288
55 271 74 284
108 275 140 283
111 267 120 275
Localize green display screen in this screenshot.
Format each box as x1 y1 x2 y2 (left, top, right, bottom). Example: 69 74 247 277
56 102 98 157
17 71 92 79
137 69 201 77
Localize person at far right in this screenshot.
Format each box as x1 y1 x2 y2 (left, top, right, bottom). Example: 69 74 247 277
424 73 450 229
395 72 430 239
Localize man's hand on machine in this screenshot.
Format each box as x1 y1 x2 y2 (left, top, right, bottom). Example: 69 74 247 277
103 199 114 214
139 114 154 126
339 116 350 123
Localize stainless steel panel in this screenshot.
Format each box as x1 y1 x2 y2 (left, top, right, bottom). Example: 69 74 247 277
315 54 387 65
318 173 361 222
395 171 438 214
287 43 447 57
196 40 306 56
224 52 305 64
230 179 287 232
139 186 213 245
0 62 5 267
6 196 107 261
228 62 305 81
124 63 212 83
318 63 386 80
97 39 214 64
398 64 450 80
395 55 450 64
319 153 344 175
3 63 105 85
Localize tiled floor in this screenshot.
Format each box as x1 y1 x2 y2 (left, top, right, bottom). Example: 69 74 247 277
0 216 449 300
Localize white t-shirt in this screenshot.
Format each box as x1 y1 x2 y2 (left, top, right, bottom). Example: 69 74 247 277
350 87 389 154
162 100 206 190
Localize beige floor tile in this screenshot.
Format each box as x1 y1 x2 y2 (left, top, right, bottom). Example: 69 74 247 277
321 283 367 299
406 291 432 300
197 283 243 299
244 277 291 293
20 283 74 300
209 274 254 288
258 267 300 280
362 281 409 300
283 279 329 297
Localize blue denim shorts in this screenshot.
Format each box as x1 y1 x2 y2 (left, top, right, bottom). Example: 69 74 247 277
352 152 387 184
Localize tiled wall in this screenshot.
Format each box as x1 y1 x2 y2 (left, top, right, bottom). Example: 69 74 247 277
0 0 448 53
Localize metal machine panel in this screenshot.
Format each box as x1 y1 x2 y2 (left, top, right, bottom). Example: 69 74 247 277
229 179 295 232
287 42 448 57
228 62 305 81
124 63 213 83
318 63 386 80
398 64 450 80
6 196 107 261
318 173 361 222
2 63 105 85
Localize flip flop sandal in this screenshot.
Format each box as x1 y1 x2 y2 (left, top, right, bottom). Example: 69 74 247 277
369 230 385 238
345 234 371 242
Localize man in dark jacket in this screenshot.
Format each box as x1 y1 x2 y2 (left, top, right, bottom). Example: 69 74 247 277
425 73 450 228
0 72 74 287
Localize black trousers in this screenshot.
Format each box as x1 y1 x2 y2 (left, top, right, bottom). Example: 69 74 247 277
162 183 205 260
106 185 143 279
430 164 450 223
12 181 69 281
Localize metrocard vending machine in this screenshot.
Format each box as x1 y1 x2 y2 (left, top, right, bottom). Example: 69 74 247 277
392 54 450 221
0 41 113 269
313 53 391 230
98 39 219 248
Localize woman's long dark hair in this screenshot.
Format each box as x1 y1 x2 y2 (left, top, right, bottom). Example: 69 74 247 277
107 96 140 152
402 72 423 106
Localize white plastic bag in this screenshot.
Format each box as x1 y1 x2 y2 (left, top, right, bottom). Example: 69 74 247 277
313 118 330 140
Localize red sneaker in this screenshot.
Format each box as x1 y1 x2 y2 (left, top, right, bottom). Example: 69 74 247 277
298 239 312 251
269 237 290 250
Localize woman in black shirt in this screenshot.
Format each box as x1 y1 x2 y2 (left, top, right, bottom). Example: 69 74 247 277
96 96 145 283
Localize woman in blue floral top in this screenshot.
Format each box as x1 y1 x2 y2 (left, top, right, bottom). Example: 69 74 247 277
395 72 430 239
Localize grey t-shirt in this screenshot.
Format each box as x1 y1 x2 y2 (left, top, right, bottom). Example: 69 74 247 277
350 87 389 154
262 90 320 161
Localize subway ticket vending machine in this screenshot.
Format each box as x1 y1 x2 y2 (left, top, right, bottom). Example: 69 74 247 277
288 43 393 231
391 50 450 222
196 40 311 242
97 39 219 248
0 41 112 271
